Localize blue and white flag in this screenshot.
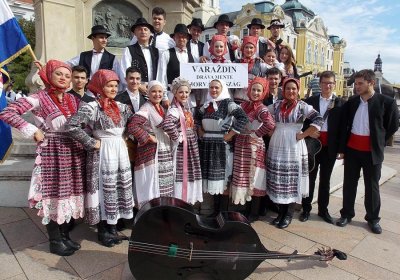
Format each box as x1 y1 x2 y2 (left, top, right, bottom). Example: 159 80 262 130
0 67 13 163
0 0 29 67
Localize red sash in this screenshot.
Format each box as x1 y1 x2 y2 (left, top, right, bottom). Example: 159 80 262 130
319 131 328 146
347 133 371 152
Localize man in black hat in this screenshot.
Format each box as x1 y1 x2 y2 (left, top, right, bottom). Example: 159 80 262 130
120 18 159 93
267 19 285 54
247 18 268 58
67 25 121 84
157 23 194 107
201 14 235 62
129 7 175 52
187 18 205 63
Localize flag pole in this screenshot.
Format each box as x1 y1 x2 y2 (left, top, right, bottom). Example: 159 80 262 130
27 45 38 62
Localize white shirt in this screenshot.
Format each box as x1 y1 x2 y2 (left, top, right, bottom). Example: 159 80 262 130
120 44 154 87
127 89 141 112
351 95 372 136
129 32 175 52
67 49 120 79
189 39 200 63
319 94 334 132
156 47 190 100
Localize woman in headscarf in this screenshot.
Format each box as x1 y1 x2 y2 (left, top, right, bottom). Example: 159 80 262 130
207 35 231 63
231 77 275 222
163 77 203 205
266 78 323 229
196 79 248 216
232 35 270 104
0 60 85 256
128 80 174 208
66 69 134 247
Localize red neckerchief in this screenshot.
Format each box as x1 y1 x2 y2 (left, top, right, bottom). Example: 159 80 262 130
98 97 121 125
212 56 226 63
241 57 255 73
154 103 165 118
280 99 298 119
49 92 76 117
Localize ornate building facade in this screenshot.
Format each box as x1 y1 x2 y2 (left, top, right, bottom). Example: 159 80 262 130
196 0 346 96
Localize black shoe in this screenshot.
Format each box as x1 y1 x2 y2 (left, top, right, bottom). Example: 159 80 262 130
336 217 352 227
368 222 382 234
116 219 126 231
270 214 283 225
277 215 292 229
299 211 310 222
107 224 123 245
49 240 75 256
59 223 81 251
318 211 334 224
246 214 259 223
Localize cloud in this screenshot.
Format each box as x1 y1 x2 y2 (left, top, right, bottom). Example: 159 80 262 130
222 0 400 83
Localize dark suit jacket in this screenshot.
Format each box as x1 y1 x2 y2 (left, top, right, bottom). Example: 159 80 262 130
303 94 345 159
127 43 159 82
186 40 204 57
263 88 283 106
78 50 115 76
115 90 147 113
339 93 399 164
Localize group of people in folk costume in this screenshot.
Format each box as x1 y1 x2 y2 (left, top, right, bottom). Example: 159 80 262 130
1 6 398 258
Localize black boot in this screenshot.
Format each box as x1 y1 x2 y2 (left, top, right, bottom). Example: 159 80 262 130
208 195 221 217
97 221 116 247
246 197 260 223
46 221 75 256
107 224 125 244
220 195 229 212
59 222 81 251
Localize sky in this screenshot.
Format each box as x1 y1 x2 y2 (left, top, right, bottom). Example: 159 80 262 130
220 0 400 84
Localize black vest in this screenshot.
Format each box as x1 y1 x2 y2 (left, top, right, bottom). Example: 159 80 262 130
258 40 268 58
167 48 194 84
127 43 159 83
186 40 204 57
78 50 115 76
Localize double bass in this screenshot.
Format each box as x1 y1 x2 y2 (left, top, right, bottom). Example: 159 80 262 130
128 197 346 280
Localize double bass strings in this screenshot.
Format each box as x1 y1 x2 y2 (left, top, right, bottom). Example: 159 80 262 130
129 241 331 261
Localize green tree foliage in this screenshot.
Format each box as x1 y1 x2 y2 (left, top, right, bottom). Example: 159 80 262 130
8 18 35 93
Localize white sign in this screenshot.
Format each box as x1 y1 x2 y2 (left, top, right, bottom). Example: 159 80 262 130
180 63 248 89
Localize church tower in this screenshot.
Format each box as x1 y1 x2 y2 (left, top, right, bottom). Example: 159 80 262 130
193 0 221 25
374 54 383 87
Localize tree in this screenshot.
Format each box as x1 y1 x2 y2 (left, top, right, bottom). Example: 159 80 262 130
8 18 36 93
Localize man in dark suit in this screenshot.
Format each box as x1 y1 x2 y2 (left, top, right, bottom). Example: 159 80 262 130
336 69 399 234
67 25 120 80
248 18 268 58
120 18 159 93
187 18 205 63
68 66 95 103
157 24 194 107
299 71 344 224
263 67 283 106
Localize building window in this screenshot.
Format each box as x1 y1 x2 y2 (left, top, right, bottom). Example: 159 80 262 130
205 34 210 41
314 44 318 65
242 28 248 37
306 41 311 63
227 31 231 36
321 47 325 66
287 36 290 44
293 38 296 50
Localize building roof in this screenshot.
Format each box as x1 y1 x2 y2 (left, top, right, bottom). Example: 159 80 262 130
281 0 315 17
254 1 275 13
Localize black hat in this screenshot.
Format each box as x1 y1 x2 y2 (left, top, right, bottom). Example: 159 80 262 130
267 19 285 30
87 25 111 39
170 23 191 38
130 17 154 33
187 18 205 31
213 14 234 28
247 18 265 29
